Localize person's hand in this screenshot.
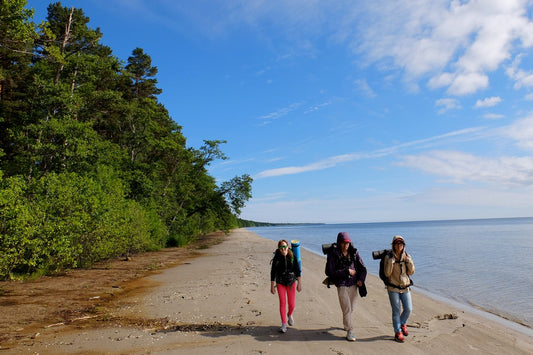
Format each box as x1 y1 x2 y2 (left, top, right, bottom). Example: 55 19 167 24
356 281 363 287
297 282 302 292
349 268 356 276
271 284 276 294
395 251 406 262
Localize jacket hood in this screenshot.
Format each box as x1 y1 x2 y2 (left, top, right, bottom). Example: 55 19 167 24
337 232 351 245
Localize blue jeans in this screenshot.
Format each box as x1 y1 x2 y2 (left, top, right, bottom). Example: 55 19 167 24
388 290 412 333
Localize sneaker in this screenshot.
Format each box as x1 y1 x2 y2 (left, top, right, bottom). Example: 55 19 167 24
395 331 405 343
346 331 356 342
280 323 287 333
401 324 409 336
288 314 294 326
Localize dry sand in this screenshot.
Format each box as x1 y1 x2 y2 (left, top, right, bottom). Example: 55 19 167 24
8 228 533 354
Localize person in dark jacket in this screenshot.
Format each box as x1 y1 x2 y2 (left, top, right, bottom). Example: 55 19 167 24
270 239 302 333
325 232 367 341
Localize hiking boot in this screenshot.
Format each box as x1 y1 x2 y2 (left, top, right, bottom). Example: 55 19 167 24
401 324 409 336
346 331 356 342
280 323 287 333
288 314 294 326
395 331 405 343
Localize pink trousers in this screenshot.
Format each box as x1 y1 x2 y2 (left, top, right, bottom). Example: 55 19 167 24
277 283 296 324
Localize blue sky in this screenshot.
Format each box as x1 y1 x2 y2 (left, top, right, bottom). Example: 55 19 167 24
28 1 533 223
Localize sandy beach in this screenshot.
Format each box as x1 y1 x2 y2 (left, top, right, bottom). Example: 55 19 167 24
7 228 533 354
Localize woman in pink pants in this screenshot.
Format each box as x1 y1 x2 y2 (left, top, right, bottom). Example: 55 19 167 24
270 239 302 333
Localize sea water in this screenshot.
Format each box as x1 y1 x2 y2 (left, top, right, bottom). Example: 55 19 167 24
248 217 533 332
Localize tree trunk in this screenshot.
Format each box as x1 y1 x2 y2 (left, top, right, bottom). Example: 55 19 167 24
54 7 74 85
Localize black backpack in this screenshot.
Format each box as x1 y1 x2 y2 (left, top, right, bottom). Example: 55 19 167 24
377 249 393 286
323 243 359 288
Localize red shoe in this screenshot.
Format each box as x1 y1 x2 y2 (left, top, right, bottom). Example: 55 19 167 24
395 331 405 343
401 324 409 336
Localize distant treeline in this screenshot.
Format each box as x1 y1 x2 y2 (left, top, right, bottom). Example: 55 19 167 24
238 219 279 227
0 2 252 279
238 219 324 227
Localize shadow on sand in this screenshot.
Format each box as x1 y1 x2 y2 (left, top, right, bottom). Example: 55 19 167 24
157 324 392 343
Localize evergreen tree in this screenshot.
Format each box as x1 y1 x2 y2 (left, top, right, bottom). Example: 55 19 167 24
124 47 162 99
0 0 36 171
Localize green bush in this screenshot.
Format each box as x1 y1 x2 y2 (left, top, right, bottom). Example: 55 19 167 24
0 175 41 278
0 169 168 279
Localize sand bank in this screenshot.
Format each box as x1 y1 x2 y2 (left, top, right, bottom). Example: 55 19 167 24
10 228 533 354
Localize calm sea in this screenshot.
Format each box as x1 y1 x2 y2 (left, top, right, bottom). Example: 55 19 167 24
248 217 533 333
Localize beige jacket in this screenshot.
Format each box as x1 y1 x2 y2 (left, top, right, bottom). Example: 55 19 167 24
384 252 415 293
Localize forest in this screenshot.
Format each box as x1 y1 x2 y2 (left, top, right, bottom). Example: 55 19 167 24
0 1 252 279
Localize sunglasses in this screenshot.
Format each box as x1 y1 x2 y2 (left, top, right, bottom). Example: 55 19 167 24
279 245 288 250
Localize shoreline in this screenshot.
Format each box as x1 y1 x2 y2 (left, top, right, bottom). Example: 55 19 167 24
304 247 533 336
414 285 533 337
8 228 533 354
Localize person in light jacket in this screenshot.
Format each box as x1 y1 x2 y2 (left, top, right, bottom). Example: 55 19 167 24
384 235 415 343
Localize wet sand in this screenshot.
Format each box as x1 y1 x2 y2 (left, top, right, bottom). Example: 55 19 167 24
9 228 533 354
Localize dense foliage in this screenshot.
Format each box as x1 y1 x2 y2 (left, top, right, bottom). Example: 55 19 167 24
0 1 252 279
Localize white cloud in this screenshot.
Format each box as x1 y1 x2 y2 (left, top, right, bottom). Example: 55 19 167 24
507 54 533 89
254 66 271 76
475 96 502 108
304 101 331 114
399 150 533 186
428 72 454 89
447 72 489 95
397 116 533 187
255 153 362 178
255 127 483 178
257 102 303 125
435 98 461 113
266 156 284 163
352 0 533 95
483 113 505 119
354 79 376 98
526 93 533 101
503 115 533 150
